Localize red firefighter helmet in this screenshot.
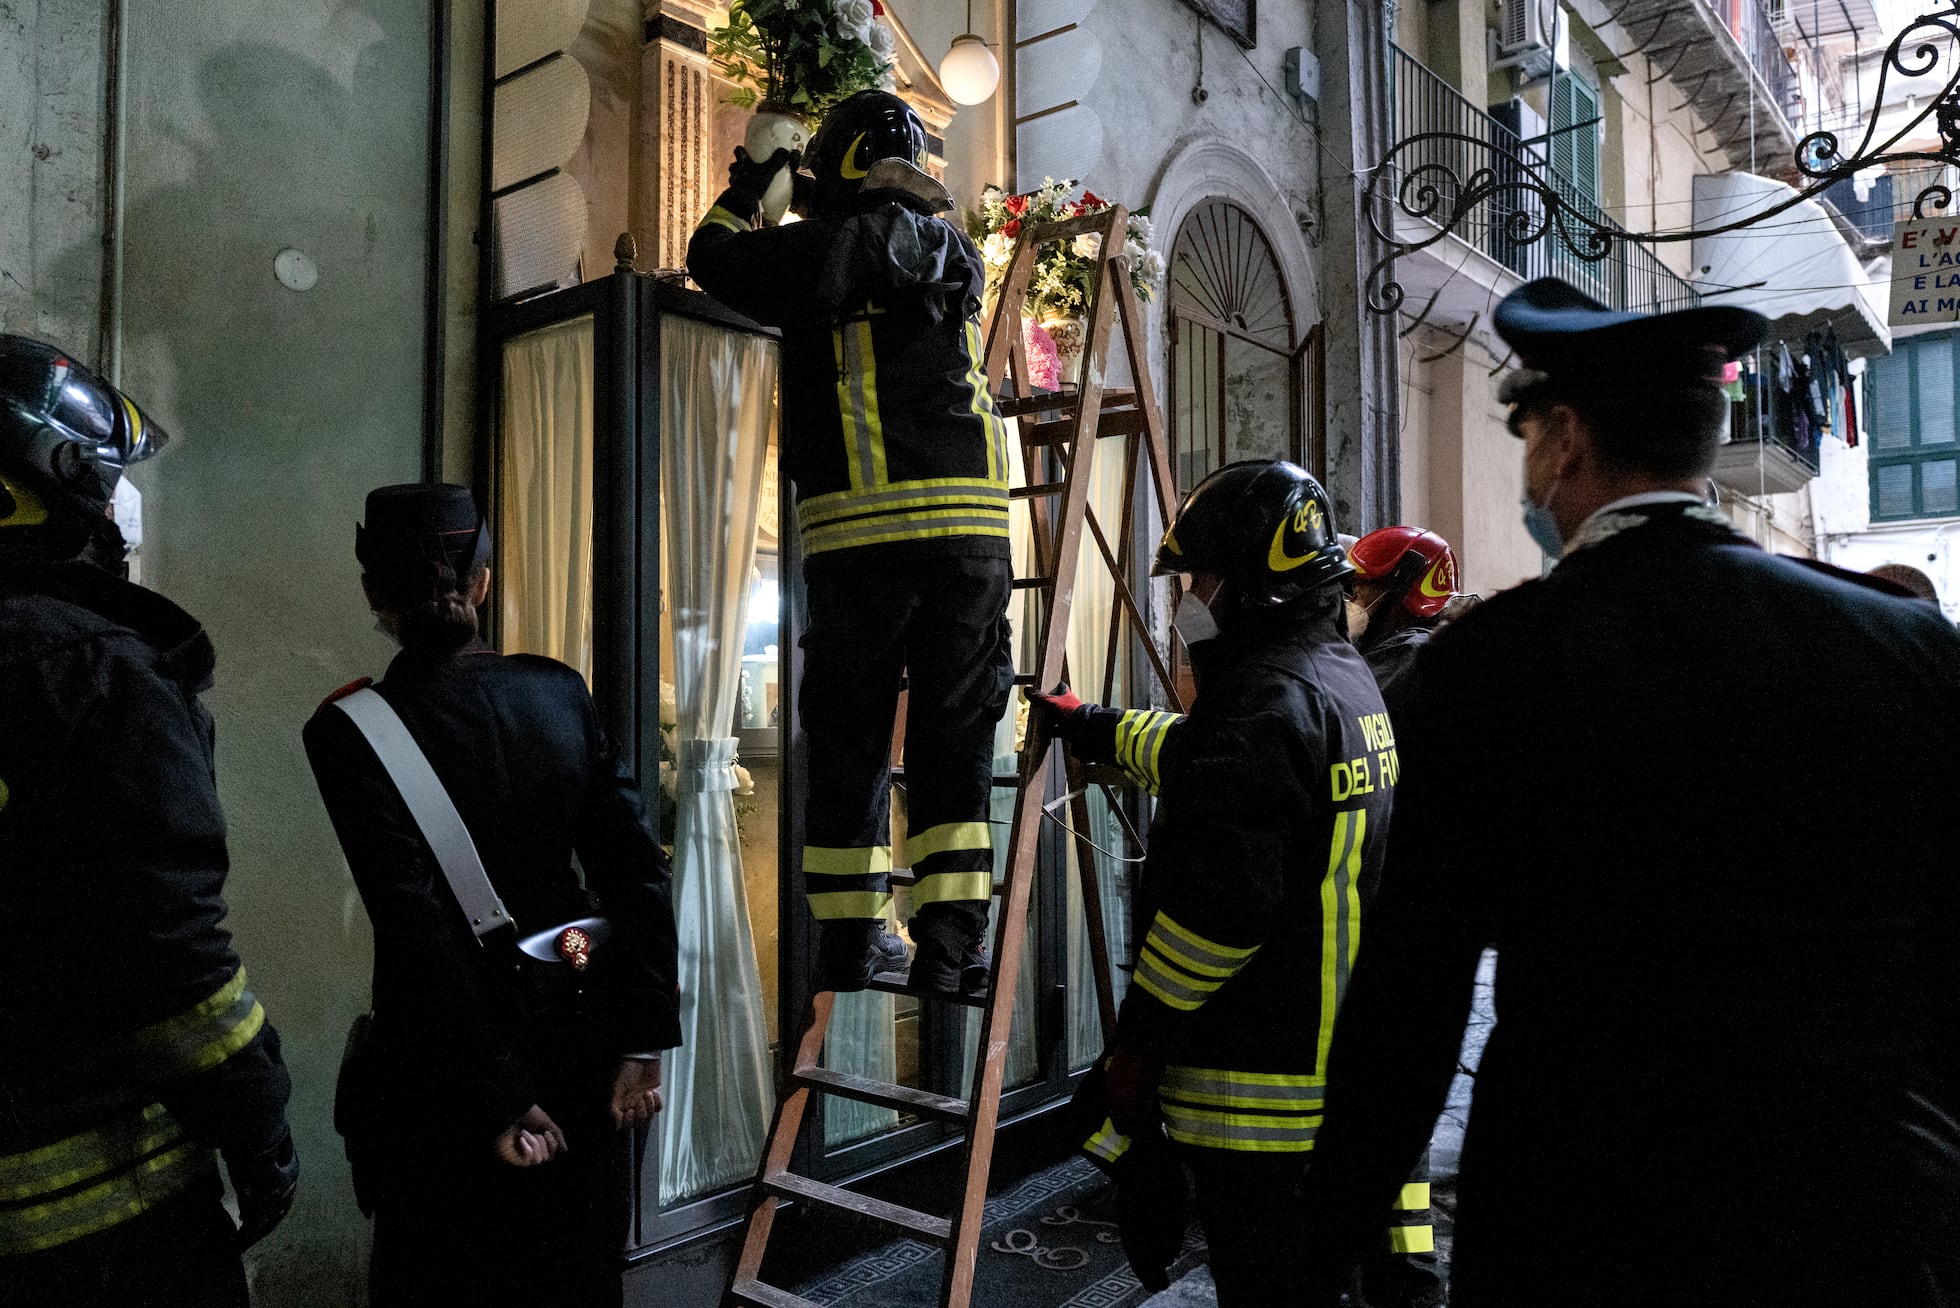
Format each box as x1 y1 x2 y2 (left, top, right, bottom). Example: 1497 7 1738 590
1348 526 1458 619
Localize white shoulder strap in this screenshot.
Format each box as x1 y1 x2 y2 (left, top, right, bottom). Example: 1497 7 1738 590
333 687 514 939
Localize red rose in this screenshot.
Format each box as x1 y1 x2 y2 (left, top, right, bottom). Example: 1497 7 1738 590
1000 218 1022 238
872 0 884 10
1003 194 1029 216
1081 190 1106 210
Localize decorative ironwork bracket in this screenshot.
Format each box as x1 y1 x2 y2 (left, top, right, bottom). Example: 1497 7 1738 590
1365 4 1960 314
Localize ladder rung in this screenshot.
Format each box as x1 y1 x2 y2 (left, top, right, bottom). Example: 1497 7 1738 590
994 387 1136 419
1010 480 1066 499
794 1066 970 1122
887 867 1005 896
1011 673 1038 686
1011 576 1050 590
867 971 988 1007
729 1278 825 1308
1022 405 1148 447
761 1171 953 1245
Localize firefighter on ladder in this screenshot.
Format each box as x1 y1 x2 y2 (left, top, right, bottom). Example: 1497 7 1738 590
0 338 297 1304
1034 460 1394 1306
688 92 1012 996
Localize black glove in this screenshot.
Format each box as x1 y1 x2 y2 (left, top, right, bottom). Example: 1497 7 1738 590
228 1125 299 1251
1025 682 1093 741
727 145 797 209
1115 1146 1188 1293
789 169 816 218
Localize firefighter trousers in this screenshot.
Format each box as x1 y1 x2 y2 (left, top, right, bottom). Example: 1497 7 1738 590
1181 1145 1312 1307
798 551 1014 942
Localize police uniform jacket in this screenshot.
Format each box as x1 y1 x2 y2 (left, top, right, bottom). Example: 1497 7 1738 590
303 643 681 1147
1075 598 1393 1155
0 562 291 1257
687 189 1011 563
1300 500 1960 1307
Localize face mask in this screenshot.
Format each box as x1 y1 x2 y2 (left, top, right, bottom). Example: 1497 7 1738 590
1520 477 1564 558
111 477 142 555
1173 590 1221 646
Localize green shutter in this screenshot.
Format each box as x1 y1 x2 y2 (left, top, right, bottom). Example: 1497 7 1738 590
1869 330 1960 520
1552 74 1602 207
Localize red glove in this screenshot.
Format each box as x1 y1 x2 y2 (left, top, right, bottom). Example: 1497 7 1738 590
1026 682 1090 739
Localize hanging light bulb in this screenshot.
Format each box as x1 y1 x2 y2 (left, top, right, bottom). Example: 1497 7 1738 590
938 0 999 106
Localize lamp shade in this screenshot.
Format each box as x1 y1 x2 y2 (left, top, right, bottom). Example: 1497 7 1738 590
939 34 999 105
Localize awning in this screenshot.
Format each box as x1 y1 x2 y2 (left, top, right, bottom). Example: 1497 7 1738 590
1691 171 1891 357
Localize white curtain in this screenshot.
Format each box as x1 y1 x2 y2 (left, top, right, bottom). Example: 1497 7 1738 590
658 314 780 1203
1064 439 1138 1068
498 316 595 678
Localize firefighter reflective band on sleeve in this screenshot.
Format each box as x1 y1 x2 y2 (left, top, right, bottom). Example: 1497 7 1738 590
129 967 265 1078
803 845 895 920
698 204 752 234
1157 1066 1324 1152
1083 1117 1132 1166
1389 1224 1435 1254
1112 710 1181 794
1131 912 1259 1011
0 1102 215 1254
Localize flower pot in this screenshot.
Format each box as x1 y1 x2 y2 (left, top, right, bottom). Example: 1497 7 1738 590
745 102 811 225
1040 315 1089 387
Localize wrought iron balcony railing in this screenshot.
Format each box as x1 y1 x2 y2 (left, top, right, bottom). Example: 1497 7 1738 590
1387 47 1701 315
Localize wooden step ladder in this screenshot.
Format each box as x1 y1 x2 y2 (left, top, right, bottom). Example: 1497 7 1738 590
727 203 1186 1308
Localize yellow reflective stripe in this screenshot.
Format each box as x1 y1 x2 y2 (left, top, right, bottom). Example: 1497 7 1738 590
698 204 752 234
1132 967 1204 1011
1162 1066 1325 1090
858 321 888 486
0 473 49 527
1389 1224 1435 1254
906 821 993 863
907 870 995 906
1158 1087 1321 1111
1317 811 1364 1075
963 321 1006 484
806 890 895 920
803 845 893 876
1134 946 1220 1008
131 968 265 1077
1398 1182 1431 1211
797 485 1011 529
1159 1101 1322 1152
0 1140 213 1256
803 515 1011 555
835 327 865 491
1142 928 1239 980
1151 913 1257 970
1084 1118 1132 1165
1113 710 1180 794
0 1104 180 1203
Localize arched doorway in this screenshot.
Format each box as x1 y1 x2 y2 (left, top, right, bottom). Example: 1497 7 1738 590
1167 198 1321 491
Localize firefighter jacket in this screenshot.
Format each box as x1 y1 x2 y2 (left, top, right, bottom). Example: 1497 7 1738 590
1359 623 1433 723
1074 598 1394 1154
1299 501 1960 1307
687 187 1011 563
303 642 682 1147
0 562 292 1257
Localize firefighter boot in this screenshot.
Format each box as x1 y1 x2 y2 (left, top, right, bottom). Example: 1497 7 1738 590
908 905 991 997
815 921 911 993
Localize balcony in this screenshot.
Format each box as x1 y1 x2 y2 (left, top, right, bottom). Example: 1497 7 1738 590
1712 386 1822 496
1385 47 1701 321
1608 0 1817 170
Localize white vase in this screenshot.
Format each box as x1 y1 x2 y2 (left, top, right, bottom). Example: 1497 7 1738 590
1042 315 1089 387
744 103 810 225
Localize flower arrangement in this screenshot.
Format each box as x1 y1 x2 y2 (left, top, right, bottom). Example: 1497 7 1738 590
708 0 897 119
966 178 1165 325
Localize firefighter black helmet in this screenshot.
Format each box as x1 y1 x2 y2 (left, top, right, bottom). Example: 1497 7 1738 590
1153 460 1353 605
0 335 167 536
804 90 928 217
